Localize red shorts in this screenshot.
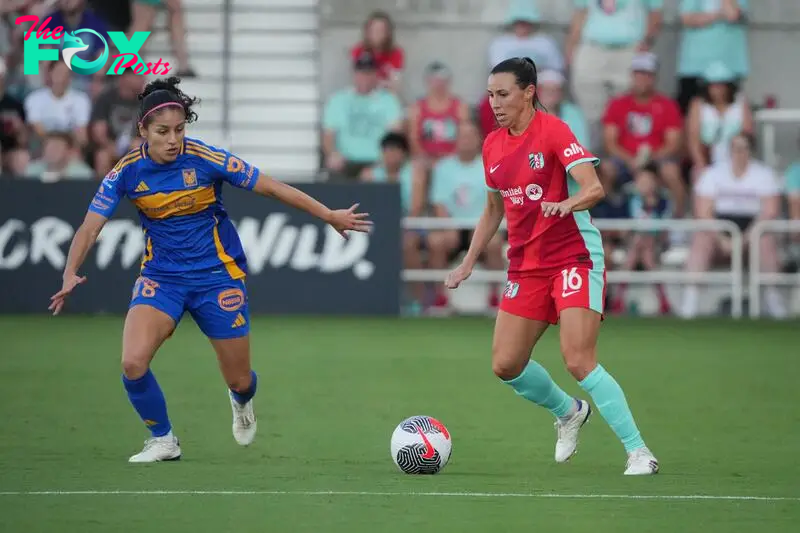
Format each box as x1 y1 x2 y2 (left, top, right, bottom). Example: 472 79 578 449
500 266 606 324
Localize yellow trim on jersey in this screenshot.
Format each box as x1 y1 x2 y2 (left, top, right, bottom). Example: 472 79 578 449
212 215 246 280
113 151 142 173
140 236 153 271
133 186 217 220
186 147 225 166
186 141 226 161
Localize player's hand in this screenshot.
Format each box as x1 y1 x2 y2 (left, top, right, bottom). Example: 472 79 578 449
48 274 87 316
326 203 373 239
445 263 472 290
541 201 572 218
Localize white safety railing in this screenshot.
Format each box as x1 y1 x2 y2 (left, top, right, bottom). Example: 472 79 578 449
402 218 744 318
756 108 800 169
748 219 800 318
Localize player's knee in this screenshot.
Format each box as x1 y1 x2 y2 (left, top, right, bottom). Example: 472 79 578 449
491 348 527 381
121 356 150 380
561 347 596 381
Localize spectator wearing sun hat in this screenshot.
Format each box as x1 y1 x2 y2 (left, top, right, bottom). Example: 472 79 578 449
686 61 753 179
488 0 563 72
536 70 590 148
676 0 749 114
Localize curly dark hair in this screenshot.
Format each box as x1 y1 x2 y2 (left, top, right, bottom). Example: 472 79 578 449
138 76 199 126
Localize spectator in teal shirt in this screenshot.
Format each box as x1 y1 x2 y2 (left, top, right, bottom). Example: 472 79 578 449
426 122 505 313
322 52 404 181
677 0 748 114
566 0 663 135
536 70 590 148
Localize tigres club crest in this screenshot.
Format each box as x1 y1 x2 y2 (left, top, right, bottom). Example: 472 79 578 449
182 168 197 188
528 152 545 170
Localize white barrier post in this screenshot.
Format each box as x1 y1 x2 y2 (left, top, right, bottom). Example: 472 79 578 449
755 109 800 169
402 217 744 318
748 220 800 318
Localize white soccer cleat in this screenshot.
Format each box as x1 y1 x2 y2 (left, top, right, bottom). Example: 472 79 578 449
229 392 257 446
554 399 592 463
128 432 181 463
624 446 659 475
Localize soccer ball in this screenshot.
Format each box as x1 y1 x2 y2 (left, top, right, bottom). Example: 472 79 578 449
390 415 452 474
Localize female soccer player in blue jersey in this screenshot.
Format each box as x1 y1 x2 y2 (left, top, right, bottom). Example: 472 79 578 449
48 77 372 463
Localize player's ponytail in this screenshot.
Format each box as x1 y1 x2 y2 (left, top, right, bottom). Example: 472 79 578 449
138 76 199 127
491 57 546 112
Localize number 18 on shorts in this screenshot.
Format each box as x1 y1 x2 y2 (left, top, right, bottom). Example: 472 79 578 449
500 266 606 324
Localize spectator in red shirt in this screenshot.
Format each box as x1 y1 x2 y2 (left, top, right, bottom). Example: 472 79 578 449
601 52 687 216
477 94 497 139
350 11 404 95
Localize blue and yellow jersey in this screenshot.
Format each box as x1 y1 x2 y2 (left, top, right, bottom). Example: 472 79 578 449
88 137 260 281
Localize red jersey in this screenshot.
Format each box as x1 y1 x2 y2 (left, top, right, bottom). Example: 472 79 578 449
483 112 604 277
417 97 461 159
350 44 404 82
601 93 682 156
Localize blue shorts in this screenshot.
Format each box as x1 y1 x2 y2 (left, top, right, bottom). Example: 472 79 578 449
130 276 250 339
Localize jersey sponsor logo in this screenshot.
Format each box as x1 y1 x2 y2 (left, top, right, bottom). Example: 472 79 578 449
525 183 543 201
563 143 585 158
134 181 149 193
132 187 215 219
182 168 197 188
226 156 245 174
503 281 519 299
500 186 524 206
489 163 501 174
218 288 245 311
528 152 545 170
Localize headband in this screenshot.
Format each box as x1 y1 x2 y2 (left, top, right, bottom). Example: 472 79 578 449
139 101 183 124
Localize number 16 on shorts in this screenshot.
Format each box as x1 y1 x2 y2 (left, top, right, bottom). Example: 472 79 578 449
553 266 606 315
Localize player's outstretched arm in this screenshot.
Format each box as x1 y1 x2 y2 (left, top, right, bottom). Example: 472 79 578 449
252 174 372 239
445 191 504 289
49 211 108 315
542 163 606 218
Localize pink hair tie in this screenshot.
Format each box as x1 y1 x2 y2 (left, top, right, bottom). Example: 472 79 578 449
139 101 183 124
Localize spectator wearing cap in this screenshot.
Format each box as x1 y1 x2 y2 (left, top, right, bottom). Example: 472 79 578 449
566 0 663 137
687 61 752 181
322 52 404 182
677 0 748 114
24 130 94 182
90 69 145 177
0 57 29 176
601 52 686 217
24 61 91 150
536 69 590 147
350 11 404 94
488 0 564 72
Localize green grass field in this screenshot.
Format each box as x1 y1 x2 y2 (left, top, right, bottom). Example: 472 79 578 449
0 316 798 532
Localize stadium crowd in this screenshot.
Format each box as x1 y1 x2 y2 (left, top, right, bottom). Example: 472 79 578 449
320 0 800 318
2 0 798 317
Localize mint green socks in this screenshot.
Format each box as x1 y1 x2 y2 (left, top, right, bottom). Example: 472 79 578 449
504 361 576 418
579 364 645 452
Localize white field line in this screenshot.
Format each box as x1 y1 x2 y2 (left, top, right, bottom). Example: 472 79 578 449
0 490 796 501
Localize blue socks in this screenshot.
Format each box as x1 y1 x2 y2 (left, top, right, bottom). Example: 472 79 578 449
579 364 645 452
122 369 171 438
230 370 258 406
504 361 575 418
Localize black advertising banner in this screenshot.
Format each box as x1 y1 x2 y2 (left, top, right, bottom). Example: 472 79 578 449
0 180 401 315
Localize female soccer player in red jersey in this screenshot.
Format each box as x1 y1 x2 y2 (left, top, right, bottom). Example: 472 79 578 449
445 58 658 475
48 77 372 462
